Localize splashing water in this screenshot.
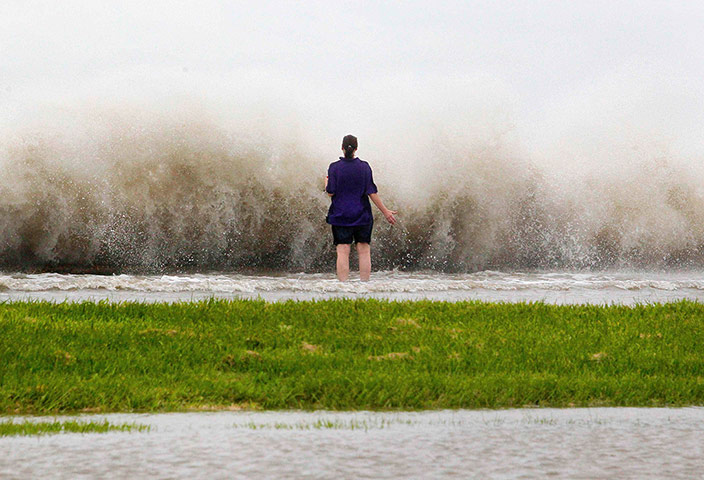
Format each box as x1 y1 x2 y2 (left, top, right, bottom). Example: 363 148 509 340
1 71 703 273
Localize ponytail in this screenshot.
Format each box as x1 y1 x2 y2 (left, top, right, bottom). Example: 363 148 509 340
342 134 358 159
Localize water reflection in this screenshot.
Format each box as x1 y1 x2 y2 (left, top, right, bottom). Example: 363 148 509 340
2 408 703 479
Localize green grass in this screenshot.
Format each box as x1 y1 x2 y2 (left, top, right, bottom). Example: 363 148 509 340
1 298 704 413
236 417 415 430
0 419 149 436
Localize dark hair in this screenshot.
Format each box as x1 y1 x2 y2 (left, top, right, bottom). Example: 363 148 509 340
342 134 358 158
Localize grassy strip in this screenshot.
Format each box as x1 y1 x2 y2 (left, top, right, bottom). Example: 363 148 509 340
1 298 704 413
0 419 149 436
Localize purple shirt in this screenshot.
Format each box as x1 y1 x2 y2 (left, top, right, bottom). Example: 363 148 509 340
326 157 378 226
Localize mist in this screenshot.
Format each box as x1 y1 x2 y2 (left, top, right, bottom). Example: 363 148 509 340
1 1 703 272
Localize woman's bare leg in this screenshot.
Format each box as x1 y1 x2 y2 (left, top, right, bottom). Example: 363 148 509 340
357 242 371 281
336 244 351 281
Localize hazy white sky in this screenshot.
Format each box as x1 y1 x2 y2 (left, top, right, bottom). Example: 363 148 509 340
1 0 703 163
2 1 702 104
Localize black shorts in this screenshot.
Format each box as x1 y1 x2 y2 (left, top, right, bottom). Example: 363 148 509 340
331 222 373 245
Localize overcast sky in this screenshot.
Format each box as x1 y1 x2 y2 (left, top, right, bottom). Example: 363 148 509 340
2 2 702 96
2 0 703 156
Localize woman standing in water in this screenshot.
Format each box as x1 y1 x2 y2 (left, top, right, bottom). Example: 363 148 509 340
325 134 397 281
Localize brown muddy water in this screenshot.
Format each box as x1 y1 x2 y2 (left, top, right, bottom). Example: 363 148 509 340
2 408 703 479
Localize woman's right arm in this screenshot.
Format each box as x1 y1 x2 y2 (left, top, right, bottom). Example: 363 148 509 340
369 193 397 225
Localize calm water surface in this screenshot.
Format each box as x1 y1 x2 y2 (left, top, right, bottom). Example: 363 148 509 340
2 408 703 479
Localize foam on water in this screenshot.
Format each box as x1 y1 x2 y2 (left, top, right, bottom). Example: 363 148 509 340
1 271 703 304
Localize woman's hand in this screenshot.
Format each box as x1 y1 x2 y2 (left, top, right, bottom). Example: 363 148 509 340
369 193 396 225
383 209 397 225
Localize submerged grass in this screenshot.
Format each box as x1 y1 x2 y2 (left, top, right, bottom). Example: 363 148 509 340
1 298 704 413
237 417 414 431
0 419 149 436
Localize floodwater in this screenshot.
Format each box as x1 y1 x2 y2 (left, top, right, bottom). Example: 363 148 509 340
1 270 704 304
3 271 701 478
2 408 703 479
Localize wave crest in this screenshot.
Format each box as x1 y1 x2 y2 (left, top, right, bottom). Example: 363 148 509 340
2 94 704 273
